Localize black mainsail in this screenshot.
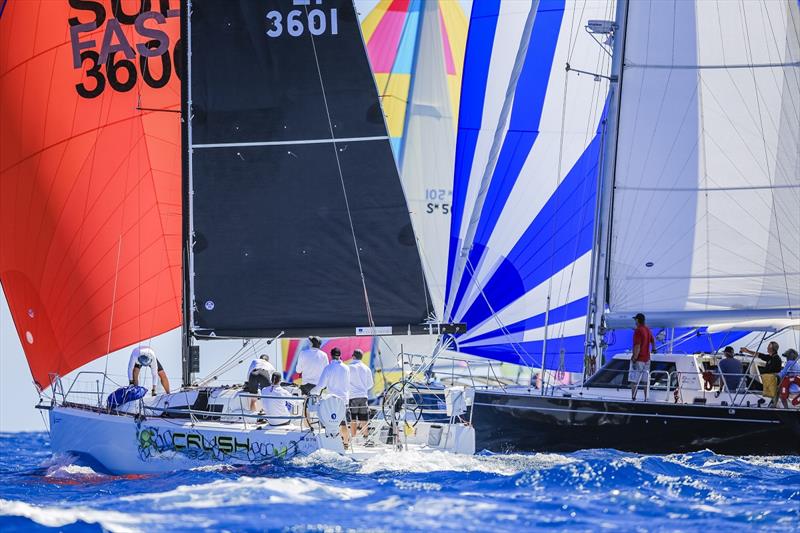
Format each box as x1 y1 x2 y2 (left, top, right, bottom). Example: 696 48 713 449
186 0 458 338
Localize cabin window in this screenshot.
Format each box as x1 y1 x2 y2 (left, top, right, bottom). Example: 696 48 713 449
585 360 678 389
648 361 678 389
585 359 630 388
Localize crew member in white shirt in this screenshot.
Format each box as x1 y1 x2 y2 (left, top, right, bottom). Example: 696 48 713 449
245 354 276 411
261 372 294 426
128 346 170 396
311 347 351 447
348 349 373 439
295 336 329 395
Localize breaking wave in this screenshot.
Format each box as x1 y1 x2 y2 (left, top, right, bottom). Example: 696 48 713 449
1 432 798 532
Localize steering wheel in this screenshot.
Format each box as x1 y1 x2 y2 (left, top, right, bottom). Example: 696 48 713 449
381 380 424 427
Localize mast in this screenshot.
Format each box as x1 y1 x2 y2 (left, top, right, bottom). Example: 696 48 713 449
585 0 629 370
181 0 195 388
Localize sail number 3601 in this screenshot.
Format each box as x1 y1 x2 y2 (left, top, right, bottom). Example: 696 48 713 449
266 7 338 38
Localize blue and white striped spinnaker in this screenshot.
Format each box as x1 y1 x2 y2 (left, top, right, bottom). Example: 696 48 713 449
444 0 615 372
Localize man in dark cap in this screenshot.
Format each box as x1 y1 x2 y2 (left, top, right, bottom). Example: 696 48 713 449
740 341 783 401
716 346 743 393
630 313 655 401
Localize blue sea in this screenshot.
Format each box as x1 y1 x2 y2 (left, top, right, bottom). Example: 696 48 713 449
0 432 797 532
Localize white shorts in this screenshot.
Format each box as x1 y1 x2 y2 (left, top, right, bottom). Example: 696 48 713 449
629 360 650 385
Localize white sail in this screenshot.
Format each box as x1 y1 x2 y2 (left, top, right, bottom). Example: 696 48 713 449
400 0 466 320
606 0 800 326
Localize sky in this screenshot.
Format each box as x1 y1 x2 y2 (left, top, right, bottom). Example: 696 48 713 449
0 291 282 432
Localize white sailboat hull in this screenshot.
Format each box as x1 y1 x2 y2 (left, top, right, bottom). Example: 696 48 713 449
49 406 340 475
47 386 476 474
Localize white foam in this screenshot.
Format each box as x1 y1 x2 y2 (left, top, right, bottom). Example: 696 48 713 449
0 499 212 532
45 464 104 478
366 495 405 511
289 448 360 472
738 455 800 473
121 476 371 510
345 449 575 476
190 464 238 473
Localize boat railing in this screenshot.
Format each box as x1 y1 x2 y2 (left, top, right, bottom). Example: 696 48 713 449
581 367 788 408
400 352 511 390
138 393 310 430
50 371 125 409
48 372 320 426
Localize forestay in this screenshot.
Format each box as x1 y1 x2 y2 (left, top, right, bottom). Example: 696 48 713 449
187 0 432 338
606 0 800 327
444 0 614 372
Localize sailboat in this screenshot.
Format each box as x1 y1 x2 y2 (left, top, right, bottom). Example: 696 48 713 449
0 0 474 474
450 0 800 454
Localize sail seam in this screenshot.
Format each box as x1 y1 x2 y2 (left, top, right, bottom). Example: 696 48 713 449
615 184 800 192
625 61 800 69
191 136 389 149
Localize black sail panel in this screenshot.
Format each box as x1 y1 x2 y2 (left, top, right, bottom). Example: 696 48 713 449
189 0 432 337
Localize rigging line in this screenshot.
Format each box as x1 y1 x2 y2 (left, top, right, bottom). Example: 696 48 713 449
698 76 784 179
101 236 124 394
305 7 376 331
709 7 792 152
197 338 271 386
448 0 540 317
759 1 800 123
555 29 610 344
463 258 539 371
740 0 793 308
415 235 438 320
567 0 590 64
546 38 577 361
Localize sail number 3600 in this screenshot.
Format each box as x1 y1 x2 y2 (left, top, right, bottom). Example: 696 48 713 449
266 8 338 38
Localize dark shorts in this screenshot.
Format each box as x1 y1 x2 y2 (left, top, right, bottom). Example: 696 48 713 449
246 370 270 393
348 397 369 421
300 383 316 396
134 359 164 372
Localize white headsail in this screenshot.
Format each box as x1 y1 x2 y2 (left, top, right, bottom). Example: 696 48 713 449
604 0 800 328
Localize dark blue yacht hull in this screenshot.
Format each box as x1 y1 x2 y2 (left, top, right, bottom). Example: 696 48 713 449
472 389 800 455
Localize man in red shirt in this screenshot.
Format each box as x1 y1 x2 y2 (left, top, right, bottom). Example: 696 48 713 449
630 313 655 401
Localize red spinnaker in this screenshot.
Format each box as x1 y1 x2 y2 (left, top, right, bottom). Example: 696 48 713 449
0 1 182 389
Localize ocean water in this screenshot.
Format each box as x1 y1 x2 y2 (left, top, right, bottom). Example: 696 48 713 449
0 432 797 532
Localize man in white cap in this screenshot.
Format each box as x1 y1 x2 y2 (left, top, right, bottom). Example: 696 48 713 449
128 346 170 396
245 354 277 411
311 347 351 447
295 336 329 395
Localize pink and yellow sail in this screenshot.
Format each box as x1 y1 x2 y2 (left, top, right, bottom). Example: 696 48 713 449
360 0 468 157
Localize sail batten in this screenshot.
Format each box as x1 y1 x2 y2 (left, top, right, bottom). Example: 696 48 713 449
192 136 389 149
